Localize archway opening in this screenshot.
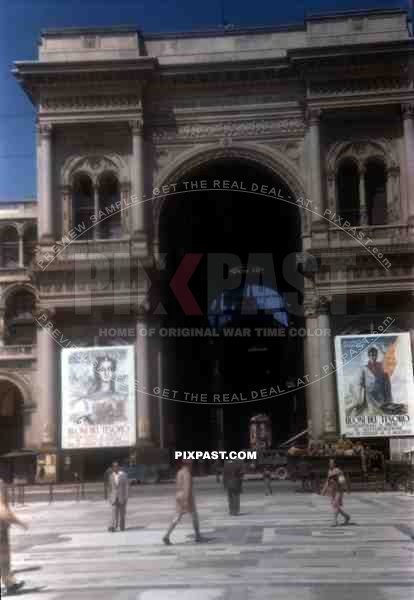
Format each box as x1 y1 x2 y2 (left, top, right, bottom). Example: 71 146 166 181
158 158 306 451
0 380 24 455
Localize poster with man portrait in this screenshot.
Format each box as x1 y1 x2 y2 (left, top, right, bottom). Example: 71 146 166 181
61 346 136 449
335 333 414 437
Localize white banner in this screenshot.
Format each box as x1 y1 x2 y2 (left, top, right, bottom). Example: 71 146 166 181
61 346 136 449
335 333 414 438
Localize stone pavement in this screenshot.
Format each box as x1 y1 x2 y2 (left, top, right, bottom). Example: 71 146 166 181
5 479 414 599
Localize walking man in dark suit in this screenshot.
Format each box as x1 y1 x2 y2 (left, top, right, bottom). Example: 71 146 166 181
107 462 128 532
223 458 244 515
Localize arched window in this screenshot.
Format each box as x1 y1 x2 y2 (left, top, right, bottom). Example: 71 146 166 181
365 160 387 225
97 173 122 239
337 159 360 226
73 173 94 240
0 226 19 268
5 289 36 345
23 224 37 266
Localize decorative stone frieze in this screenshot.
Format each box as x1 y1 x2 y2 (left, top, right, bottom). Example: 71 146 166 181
150 117 305 142
42 94 141 111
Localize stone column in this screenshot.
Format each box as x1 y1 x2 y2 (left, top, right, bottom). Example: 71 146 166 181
0 309 6 348
35 306 57 447
303 297 322 440
135 308 152 445
120 182 131 236
16 224 24 268
307 108 326 231
130 119 145 238
157 349 165 449
93 185 99 240
317 297 337 438
402 104 414 224
386 165 400 223
358 166 368 225
61 185 72 236
38 124 54 242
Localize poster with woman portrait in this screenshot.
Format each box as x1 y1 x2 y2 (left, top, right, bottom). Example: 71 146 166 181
61 346 136 449
334 333 414 437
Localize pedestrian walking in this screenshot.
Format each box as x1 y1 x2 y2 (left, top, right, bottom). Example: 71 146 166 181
263 467 273 495
223 458 244 515
107 462 128 532
163 459 202 545
0 479 28 596
321 459 351 527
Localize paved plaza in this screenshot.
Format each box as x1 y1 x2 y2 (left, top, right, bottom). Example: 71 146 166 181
6 479 414 599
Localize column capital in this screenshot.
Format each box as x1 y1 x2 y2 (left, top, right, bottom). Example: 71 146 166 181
120 181 131 194
402 103 414 120
132 304 150 321
129 118 144 135
306 107 322 127
326 168 336 183
386 163 400 179
34 304 56 322
37 122 53 139
15 222 25 237
304 294 332 318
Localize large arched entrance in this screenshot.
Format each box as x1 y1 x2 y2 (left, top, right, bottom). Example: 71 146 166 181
0 379 24 455
157 157 307 451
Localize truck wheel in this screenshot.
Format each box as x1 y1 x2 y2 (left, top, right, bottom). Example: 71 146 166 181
275 466 288 480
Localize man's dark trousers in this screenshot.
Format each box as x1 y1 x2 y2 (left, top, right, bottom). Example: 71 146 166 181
227 488 240 515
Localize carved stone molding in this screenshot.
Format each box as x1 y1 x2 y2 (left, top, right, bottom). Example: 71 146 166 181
69 155 118 186
326 138 397 173
151 118 305 142
276 140 303 166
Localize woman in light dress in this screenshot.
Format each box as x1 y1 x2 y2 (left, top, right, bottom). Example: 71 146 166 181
321 459 351 527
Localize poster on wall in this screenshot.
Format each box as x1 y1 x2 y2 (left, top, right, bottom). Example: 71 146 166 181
61 346 136 449
335 333 414 437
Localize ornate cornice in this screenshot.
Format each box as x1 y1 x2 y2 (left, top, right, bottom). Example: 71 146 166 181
151 117 304 142
310 77 410 97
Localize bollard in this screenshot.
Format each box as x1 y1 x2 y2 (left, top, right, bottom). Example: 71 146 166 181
48 483 53 504
81 481 85 500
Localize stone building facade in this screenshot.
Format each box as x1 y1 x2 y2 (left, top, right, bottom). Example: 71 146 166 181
4 8 414 474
